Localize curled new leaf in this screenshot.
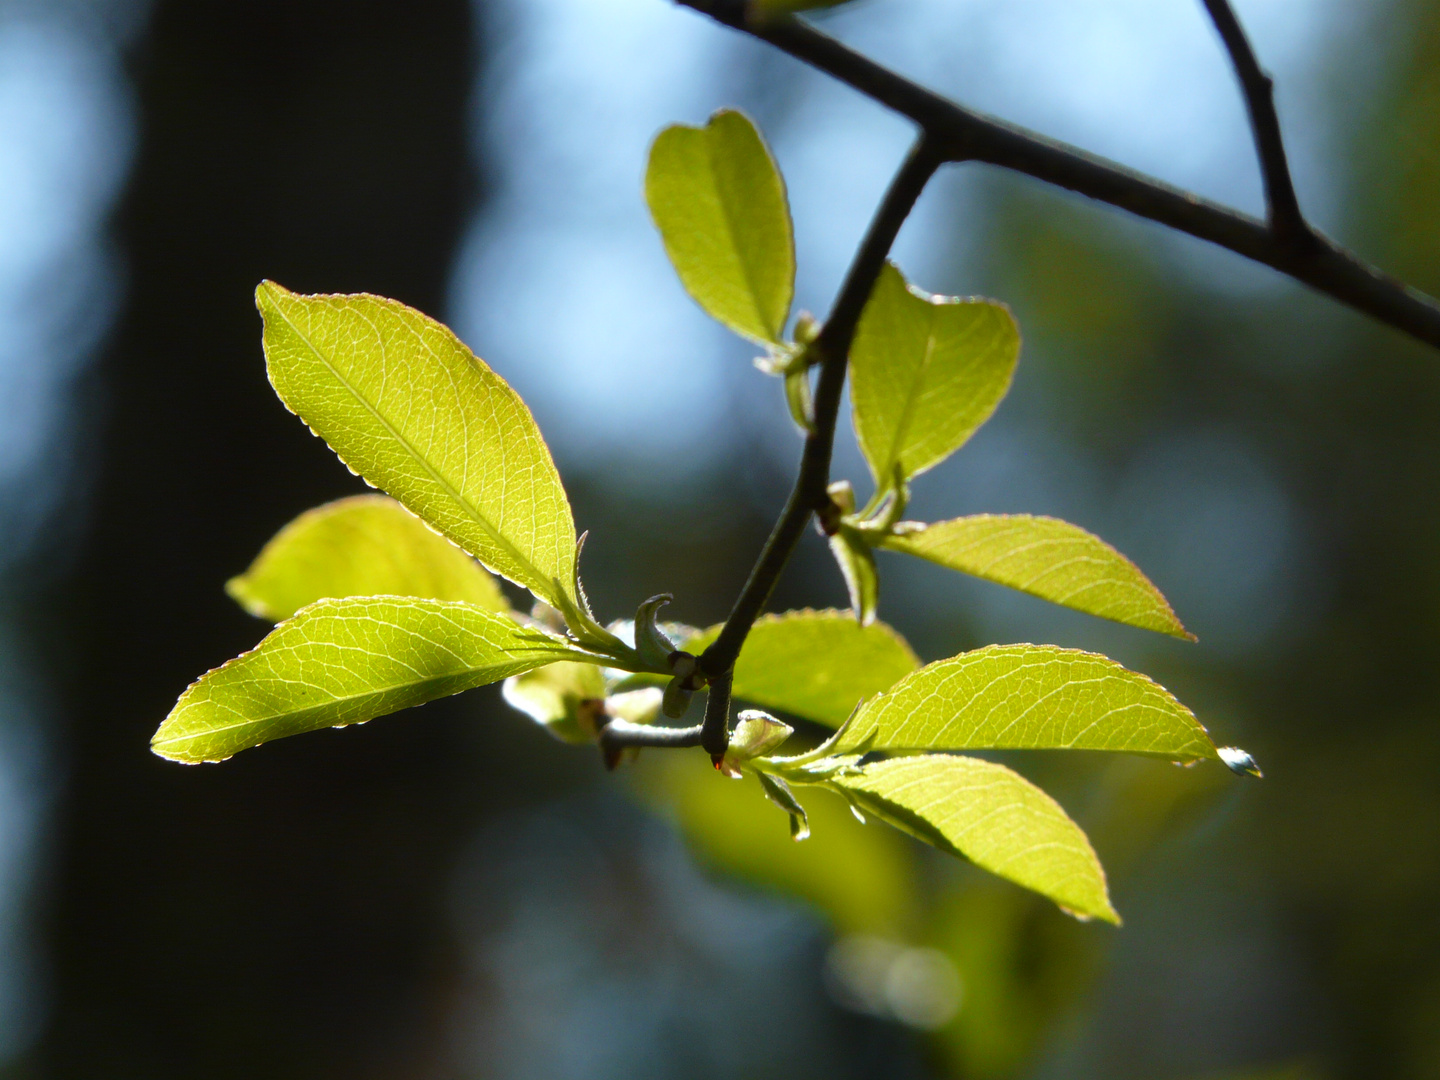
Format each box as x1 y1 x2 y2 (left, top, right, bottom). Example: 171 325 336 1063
829 643 1219 762
256 283 579 613
645 109 794 345
152 597 589 763
883 514 1191 640
850 262 1019 487
830 755 1118 923
685 609 920 727
227 495 508 622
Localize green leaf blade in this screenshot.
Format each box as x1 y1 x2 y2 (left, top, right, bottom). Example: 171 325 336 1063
645 109 794 344
256 283 577 611
152 597 587 764
227 494 509 622
685 609 919 726
832 755 1118 923
883 514 1191 639
850 262 1019 485
833 643 1217 761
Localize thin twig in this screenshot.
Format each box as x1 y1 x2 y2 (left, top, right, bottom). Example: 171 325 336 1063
697 136 944 759
677 1 1440 351
1200 0 1307 243
598 719 703 769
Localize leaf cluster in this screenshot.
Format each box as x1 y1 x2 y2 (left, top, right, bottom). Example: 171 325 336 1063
153 109 1257 925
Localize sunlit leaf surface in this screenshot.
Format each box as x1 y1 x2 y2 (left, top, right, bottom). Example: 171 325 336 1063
883 514 1190 639
645 109 794 344
686 609 920 726
832 643 1217 761
227 494 508 622
257 283 577 610
850 262 1019 485
832 755 1118 923
153 597 586 763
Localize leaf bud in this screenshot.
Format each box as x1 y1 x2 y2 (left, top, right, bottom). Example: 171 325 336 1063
661 676 694 719
719 709 793 777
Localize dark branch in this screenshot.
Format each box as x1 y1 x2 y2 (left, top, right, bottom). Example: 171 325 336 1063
697 135 943 759
1200 0 1306 242
598 719 703 769
678 1 1440 352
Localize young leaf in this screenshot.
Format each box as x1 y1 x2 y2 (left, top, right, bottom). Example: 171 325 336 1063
255 283 578 613
829 643 1218 762
850 262 1019 486
227 495 508 622
882 514 1191 640
685 609 919 726
829 527 879 626
152 597 589 763
645 109 794 345
830 755 1118 923
502 661 608 745
757 771 810 841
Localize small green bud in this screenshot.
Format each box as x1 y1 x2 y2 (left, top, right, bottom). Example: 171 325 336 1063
719 709 793 777
661 676 694 719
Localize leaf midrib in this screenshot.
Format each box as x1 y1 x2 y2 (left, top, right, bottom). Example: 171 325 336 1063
707 134 783 342
267 292 558 603
157 644 585 746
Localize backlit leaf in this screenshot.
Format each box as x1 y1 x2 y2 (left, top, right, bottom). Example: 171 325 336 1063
256 283 577 611
502 661 607 745
152 597 587 763
227 495 508 622
645 109 794 344
831 755 1118 923
686 609 919 726
830 643 1217 761
850 262 1019 485
883 514 1190 639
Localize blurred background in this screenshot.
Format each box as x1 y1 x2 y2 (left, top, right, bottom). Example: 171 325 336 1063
0 0 1436 1075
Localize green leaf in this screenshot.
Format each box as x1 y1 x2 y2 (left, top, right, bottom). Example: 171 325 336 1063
645 109 794 345
152 597 588 763
850 262 1019 486
757 771 810 841
830 755 1118 923
256 283 578 612
829 643 1217 762
829 527 879 626
501 661 607 745
882 514 1191 640
685 609 919 726
227 495 509 622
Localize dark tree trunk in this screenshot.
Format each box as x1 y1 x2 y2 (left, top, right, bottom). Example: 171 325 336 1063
35 3 494 1076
